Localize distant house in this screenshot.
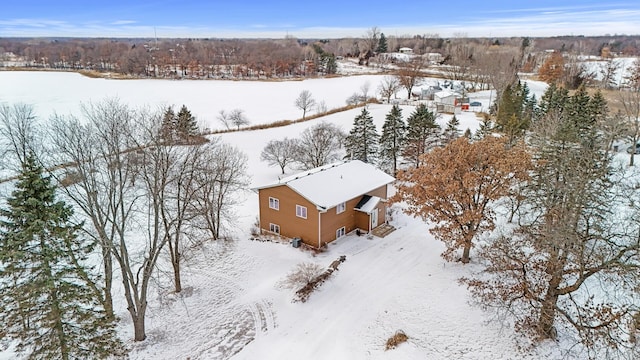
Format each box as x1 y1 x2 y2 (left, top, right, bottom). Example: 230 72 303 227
421 85 442 100
254 160 395 248
398 47 414 54
434 90 461 113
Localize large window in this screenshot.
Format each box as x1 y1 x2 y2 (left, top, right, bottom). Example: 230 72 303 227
336 227 346 239
269 223 280 234
296 205 307 219
336 202 346 214
269 197 279 210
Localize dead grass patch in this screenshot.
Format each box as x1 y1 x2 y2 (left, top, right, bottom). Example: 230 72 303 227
385 330 409 350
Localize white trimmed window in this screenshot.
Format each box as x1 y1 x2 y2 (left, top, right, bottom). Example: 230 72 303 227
336 202 346 214
269 223 280 234
296 205 307 219
336 227 346 239
269 197 279 210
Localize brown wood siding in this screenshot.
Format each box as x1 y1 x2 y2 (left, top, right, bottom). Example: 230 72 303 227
259 183 390 248
258 186 319 246
354 211 369 231
319 184 390 244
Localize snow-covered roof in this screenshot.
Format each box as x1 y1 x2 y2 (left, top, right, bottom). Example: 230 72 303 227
355 195 381 213
434 90 459 99
255 160 394 210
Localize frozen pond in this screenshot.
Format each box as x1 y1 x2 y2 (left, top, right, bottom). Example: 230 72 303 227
0 71 387 129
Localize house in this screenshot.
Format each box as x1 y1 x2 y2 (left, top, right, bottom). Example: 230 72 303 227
254 160 395 248
434 90 464 114
398 47 414 54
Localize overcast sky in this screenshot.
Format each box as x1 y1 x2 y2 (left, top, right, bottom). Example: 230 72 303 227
1 0 639 38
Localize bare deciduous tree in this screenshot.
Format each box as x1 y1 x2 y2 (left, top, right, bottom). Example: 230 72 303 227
229 109 249 130
0 103 41 171
294 90 316 119
49 99 139 323
294 122 345 169
190 142 249 241
395 57 426 99
377 76 400 103
261 138 299 174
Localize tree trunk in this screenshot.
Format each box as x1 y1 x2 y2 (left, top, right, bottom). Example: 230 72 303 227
172 256 182 293
133 313 146 341
102 248 114 321
538 290 559 340
461 241 471 264
538 261 563 340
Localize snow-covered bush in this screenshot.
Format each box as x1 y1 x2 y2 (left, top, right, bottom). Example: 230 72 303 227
277 262 324 290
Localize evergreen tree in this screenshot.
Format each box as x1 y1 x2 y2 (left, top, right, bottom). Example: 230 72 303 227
403 104 440 167
378 104 406 174
495 81 535 144
475 116 494 140
345 107 379 163
376 33 388 53
0 154 124 359
160 106 176 141
442 115 461 144
176 104 199 141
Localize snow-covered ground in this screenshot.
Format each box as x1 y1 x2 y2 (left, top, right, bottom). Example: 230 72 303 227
0 71 562 360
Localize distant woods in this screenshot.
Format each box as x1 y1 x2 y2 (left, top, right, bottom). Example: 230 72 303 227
1 35 638 79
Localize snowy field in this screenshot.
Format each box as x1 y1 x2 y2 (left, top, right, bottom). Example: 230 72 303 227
0 71 562 360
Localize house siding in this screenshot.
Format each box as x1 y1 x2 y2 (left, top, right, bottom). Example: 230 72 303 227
319 185 389 245
258 183 390 248
258 185 319 246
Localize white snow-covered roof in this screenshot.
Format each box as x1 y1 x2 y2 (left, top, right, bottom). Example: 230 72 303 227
256 160 394 210
434 90 459 99
355 196 381 213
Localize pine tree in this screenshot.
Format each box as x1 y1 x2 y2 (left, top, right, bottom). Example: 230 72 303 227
495 81 535 144
379 104 406 174
345 107 379 163
376 33 388 53
442 115 461 144
403 104 440 167
475 115 494 140
160 106 176 141
0 154 124 359
176 104 199 141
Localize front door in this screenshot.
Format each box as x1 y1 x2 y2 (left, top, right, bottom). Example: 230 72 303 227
370 208 378 229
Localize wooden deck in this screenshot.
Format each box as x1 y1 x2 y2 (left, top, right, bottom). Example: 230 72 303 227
371 223 396 238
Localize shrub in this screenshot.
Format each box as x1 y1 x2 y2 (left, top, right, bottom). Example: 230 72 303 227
385 330 408 350
277 262 324 290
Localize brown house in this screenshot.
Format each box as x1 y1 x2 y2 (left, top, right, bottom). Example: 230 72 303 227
254 160 395 248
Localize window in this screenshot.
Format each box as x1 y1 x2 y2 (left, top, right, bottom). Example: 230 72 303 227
296 205 307 219
336 202 346 214
269 223 280 234
269 197 279 210
336 227 346 239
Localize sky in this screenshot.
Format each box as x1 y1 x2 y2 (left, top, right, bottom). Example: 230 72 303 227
1 0 639 38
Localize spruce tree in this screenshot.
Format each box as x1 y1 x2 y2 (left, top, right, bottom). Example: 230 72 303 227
376 33 388 53
403 103 440 167
160 106 176 141
176 104 199 141
442 115 461 144
345 107 379 163
0 153 124 359
379 104 406 174
495 81 535 144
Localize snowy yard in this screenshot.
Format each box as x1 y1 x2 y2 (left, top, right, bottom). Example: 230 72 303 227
0 71 573 360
